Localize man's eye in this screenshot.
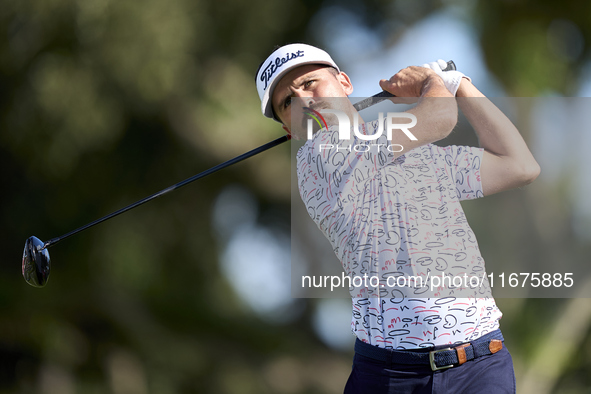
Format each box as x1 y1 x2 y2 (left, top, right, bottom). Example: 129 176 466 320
305 80 315 88
283 97 291 108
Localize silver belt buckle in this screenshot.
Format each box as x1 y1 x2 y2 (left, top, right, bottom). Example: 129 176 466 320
429 348 454 371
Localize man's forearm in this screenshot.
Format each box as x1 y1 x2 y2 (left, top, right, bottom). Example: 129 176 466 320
456 79 540 195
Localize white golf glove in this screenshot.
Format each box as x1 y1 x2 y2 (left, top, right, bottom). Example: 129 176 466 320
422 59 470 96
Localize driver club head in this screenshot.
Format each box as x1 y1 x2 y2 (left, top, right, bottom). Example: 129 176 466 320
22 236 51 287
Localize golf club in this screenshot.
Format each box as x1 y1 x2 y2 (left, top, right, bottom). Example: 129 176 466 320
22 60 456 287
22 134 290 287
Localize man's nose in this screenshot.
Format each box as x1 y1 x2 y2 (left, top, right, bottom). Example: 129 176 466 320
293 91 316 107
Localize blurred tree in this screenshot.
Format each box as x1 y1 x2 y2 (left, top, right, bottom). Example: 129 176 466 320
1 0 590 393
476 0 591 95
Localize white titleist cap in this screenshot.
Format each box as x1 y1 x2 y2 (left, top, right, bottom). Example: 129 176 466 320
255 43 340 122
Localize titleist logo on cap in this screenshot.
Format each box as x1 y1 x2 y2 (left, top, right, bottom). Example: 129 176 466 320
259 50 305 91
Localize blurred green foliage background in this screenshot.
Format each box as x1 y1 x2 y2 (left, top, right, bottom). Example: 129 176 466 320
2 0 591 393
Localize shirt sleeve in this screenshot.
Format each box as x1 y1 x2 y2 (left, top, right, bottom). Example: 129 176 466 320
431 144 484 201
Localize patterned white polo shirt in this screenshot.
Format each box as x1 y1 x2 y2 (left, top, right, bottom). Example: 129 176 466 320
296 119 502 349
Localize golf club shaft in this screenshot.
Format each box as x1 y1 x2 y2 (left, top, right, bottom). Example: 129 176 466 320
40 60 457 250
42 134 291 250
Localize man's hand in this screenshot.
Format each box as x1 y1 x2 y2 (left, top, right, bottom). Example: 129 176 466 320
370 66 457 155
422 59 469 96
379 66 452 98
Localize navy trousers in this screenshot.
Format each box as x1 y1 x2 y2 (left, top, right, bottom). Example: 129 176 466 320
344 342 516 393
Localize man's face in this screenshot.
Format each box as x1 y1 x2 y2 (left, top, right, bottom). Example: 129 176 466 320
271 64 354 138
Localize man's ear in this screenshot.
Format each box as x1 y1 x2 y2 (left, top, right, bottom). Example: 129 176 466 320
337 71 354 96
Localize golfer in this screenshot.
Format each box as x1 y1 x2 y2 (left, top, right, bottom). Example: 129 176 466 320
255 43 540 393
